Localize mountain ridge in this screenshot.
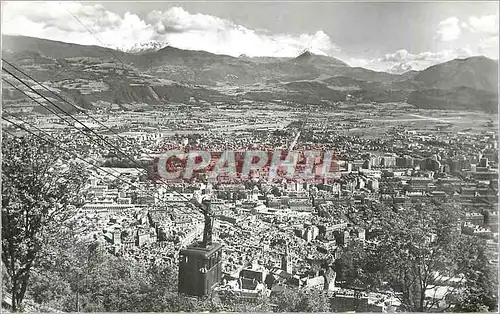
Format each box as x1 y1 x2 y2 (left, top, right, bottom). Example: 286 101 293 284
3 35 496 74
413 56 498 93
2 35 498 113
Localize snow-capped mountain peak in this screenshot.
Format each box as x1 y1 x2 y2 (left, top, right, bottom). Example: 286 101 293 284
118 41 168 53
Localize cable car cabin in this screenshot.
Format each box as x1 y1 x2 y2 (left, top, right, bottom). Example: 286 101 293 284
178 242 223 296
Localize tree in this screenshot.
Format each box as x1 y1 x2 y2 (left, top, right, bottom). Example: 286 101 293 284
294 289 330 312
374 202 465 312
334 240 384 290
352 200 497 312
454 236 498 312
25 222 246 312
2 134 88 311
28 216 100 311
271 288 330 312
27 268 72 309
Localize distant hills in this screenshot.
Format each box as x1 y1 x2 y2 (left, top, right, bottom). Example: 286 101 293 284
2 35 498 113
2 35 127 60
413 56 498 93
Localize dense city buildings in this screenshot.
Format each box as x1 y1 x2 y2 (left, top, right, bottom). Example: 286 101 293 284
4 100 497 312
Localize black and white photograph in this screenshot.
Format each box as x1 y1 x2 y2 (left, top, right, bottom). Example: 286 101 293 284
1 1 498 312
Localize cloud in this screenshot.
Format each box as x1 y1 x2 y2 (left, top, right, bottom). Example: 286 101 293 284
462 15 499 60
460 21 471 30
388 62 413 74
2 2 154 47
468 15 499 35
380 48 472 64
350 48 476 73
145 7 337 57
478 35 499 55
147 7 233 33
2 2 338 57
436 17 461 41
431 14 498 63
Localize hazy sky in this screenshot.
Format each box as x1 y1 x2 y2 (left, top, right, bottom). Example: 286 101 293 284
2 1 498 72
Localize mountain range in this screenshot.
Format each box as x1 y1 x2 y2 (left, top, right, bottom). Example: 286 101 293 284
2 35 498 113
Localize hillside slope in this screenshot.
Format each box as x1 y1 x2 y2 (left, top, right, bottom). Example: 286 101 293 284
413 56 498 93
